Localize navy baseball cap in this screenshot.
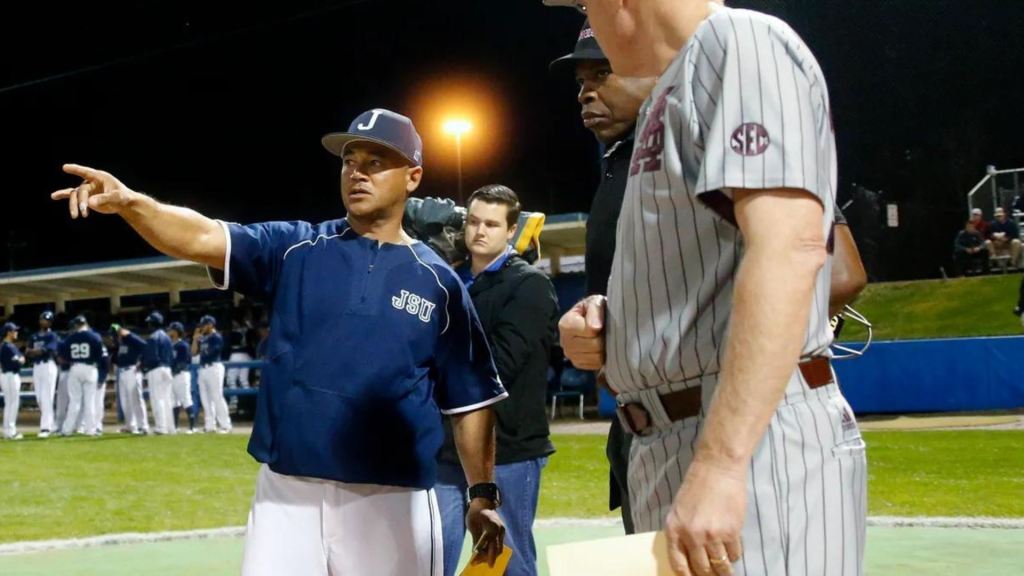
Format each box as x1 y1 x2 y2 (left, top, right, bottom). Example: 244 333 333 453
168 321 185 334
550 20 607 73
71 315 88 326
40 310 54 322
1 321 18 335
321 109 423 167
199 315 217 328
145 311 164 326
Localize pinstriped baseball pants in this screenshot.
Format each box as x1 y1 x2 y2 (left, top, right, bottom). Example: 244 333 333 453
628 383 867 576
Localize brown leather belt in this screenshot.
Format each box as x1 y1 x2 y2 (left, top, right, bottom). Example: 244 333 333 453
616 357 833 436
617 386 702 437
799 356 834 389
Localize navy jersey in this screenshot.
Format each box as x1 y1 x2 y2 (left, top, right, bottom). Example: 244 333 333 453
56 337 70 370
199 332 224 365
1 342 24 373
208 218 507 489
172 340 191 375
142 329 173 372
29 330 59 364
63 330 108 366
115 333 146 368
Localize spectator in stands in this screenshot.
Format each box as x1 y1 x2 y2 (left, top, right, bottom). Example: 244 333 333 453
1 322 25 440
984 207 1021 268
435 185 559 576
953 221 990 276
193 315 231 433
113 323 149 434
969 207 990 238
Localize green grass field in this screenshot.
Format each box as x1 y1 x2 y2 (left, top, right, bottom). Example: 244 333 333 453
1 430 1021 544
840 274 1022 342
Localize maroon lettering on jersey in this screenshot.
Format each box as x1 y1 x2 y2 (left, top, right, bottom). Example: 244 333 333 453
730 123 770 156
630 87 675 176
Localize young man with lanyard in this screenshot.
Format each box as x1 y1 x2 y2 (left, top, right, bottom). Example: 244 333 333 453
52 108 508 575
141 311 174 435
113 323 149 434
435 185 559 576
193 315 231 434
168 321 196 434
1 322 26 440
26 311 60 438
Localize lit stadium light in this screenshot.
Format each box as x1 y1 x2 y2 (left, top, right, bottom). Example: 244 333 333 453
442 118 472 137
442 118 473 202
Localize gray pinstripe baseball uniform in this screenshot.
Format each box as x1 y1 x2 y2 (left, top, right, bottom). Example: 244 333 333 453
604 7 866 575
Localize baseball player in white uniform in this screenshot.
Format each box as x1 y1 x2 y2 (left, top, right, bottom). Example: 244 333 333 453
1 322 26 440
26 311 60 438
555 2 866 575
60 316 108 437
54 338 70 433
112 324 150 434
193 316 231 434
168 321 196 434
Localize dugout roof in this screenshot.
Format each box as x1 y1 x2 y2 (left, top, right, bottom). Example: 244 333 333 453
0 213 587 310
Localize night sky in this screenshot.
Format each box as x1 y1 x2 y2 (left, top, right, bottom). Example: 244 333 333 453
3 1 1023 280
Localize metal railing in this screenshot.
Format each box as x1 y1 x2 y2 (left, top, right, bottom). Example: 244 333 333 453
966 166 1024 220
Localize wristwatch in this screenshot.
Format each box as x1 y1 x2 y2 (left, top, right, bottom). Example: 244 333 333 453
467 482 501 507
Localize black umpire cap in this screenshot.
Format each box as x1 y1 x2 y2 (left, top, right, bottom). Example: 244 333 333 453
549 20 608 73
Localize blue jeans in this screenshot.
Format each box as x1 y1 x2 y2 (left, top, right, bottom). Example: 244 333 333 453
435 457 547 576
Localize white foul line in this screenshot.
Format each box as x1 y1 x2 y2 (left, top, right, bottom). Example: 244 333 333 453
3 516 1024 556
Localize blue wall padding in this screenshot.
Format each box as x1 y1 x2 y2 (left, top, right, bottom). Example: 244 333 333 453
834 336 1024 414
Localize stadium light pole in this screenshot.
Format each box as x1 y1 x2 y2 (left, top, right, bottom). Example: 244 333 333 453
443 118 472 204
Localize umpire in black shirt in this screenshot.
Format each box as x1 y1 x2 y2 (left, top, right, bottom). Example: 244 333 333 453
550 20 656 535
435 185 559 576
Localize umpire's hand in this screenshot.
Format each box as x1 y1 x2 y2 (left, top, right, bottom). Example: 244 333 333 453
466 500 505 567
559 295 606 371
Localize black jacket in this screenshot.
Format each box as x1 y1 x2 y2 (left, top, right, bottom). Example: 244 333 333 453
586 133 634 296
439 254 559 466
